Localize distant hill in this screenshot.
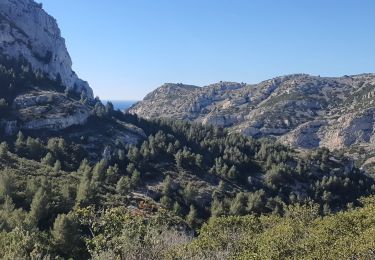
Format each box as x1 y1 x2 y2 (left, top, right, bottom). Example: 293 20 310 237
129 75 375 169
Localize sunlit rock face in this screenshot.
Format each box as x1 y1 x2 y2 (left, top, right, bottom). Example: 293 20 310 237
0 0 93 98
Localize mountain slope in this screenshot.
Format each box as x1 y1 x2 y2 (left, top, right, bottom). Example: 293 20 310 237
0 0 92 97
129 74 375 162
0 0 147 159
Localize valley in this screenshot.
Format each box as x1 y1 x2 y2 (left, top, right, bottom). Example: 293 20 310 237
0 0 374 259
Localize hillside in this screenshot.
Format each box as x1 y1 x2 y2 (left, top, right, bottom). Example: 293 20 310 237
1 0 375 259
129 74 375 168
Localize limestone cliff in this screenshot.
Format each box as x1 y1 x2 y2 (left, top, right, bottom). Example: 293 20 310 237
0 0 93 97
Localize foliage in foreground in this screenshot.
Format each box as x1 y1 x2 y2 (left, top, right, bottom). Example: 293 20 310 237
2 196 375 259
168 197 375 260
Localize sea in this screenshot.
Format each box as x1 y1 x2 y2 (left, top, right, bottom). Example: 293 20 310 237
102 100 138 111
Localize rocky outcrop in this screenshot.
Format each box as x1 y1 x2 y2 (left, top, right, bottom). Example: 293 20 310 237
129 74 375 153
0 0 93 97
22 108 90 130
13 90 91 131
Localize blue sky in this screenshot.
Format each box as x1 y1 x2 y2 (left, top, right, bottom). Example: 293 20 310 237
39 0 375 100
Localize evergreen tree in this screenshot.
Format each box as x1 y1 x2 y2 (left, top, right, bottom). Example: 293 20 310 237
126 163 136 174
53 160 62 173
175 150 183 168
0 173 13 200
106 164 119 184
116 176 131 196
230 192 247 216
118 149 126 161
195 154 203 168
15 131 25 153
28 187 49 226
160 195 173 209
218 180 226 191
211 197 224 218
247 190 266 214
26 137 44 159
130 169 141 188
41 152 55 166
92 159 107 182
186 204 198 227
227 165 238 180
127 146 141 162
162 175 173 196
0 142 9 159
183 182 196 205
51 214 79 257
173 201 182 216
75 166 93 207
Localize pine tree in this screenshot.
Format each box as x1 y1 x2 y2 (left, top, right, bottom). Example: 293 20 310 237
227 165 238 180
116 176 131 196
75 166 92 207
41 152 55 166
218 180 226 191
127 146 141 162
118 149 126 161
0 142 9 159
26 137 44 159
28 187 49 226
78 159 91 174
51 214 79 257
186 204 198 227
92 159 107 182
53 160 62 173
247 190 266 214
162 175 173 196
2 195 15 212
230 192 247 216
211 197 224 218
130 169 141 188
126 163 136 174
183 182 196 205
160 195 172 209
195 154 203 168
175 150 183 168
15 131 25 153
106 164 119 184
173 201 182 216
0 173 13 200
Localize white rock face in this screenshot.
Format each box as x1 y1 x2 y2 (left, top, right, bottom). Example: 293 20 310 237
0 0 93 97
22 109 90 130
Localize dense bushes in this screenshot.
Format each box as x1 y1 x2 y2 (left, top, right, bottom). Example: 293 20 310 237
168 197 375 259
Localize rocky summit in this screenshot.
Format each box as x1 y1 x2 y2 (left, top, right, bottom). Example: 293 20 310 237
129 74 375 161
0 0 93 97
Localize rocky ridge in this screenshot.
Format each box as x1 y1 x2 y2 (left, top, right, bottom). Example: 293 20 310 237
129 74 375 164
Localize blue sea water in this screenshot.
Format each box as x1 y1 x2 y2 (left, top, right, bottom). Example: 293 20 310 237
102 100 138 111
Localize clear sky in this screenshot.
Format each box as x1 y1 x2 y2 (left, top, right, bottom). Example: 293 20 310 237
38 0 375 100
